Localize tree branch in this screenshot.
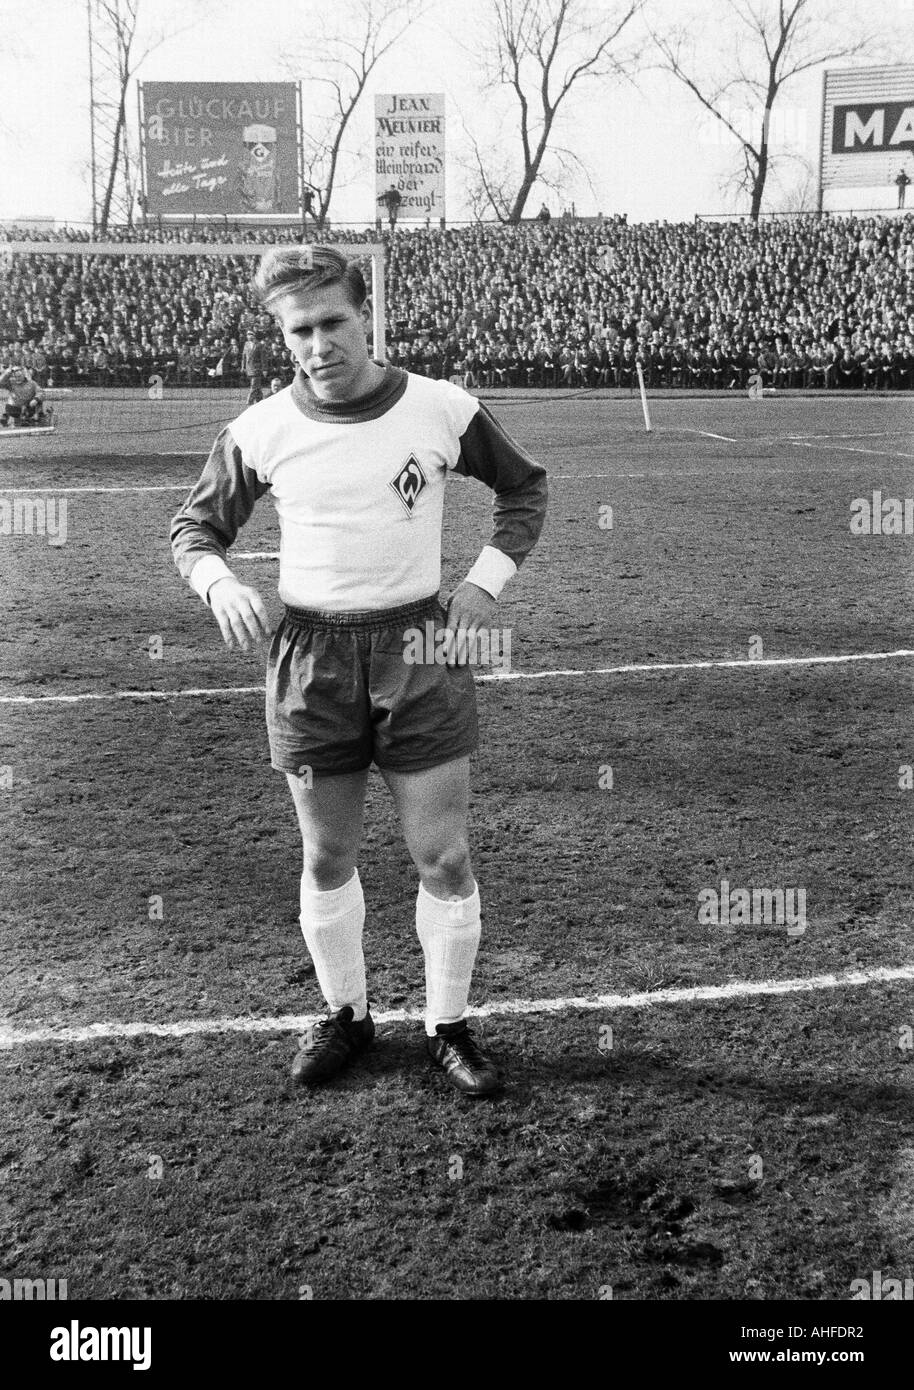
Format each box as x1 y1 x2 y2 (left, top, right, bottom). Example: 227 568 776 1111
473 0 643 223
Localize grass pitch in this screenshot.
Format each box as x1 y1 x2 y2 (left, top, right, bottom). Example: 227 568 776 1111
1 391 912 1299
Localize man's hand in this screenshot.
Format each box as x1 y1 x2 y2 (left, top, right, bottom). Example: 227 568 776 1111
208 575 271 652
442 581 498 667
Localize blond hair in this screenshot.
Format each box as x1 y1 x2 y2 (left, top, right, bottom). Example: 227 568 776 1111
252 245 367 310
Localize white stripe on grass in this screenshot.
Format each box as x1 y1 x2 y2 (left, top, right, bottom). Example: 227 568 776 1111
0 473 664 493
2 964 912 1050
788 440 914 462
0 484 192 494
2 648 913 705
781 431 914 441
3 463 877 495
680 428 738 442
479 649 914 681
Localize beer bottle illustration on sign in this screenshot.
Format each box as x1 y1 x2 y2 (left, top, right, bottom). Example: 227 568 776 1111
237 124 281 213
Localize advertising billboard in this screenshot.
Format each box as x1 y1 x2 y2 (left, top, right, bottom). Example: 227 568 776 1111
140 82 301 218
374 94 445 221
819 66 914 209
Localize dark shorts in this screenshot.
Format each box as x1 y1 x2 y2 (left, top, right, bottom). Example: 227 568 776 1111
266 593 479 776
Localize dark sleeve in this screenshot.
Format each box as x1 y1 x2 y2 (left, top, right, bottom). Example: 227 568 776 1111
170 425 270 600
454 402 548 568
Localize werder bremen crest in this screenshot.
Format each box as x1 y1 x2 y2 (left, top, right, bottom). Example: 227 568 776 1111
389 455 428 515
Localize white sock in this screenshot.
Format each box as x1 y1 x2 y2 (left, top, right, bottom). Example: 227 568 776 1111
415 880 482 1037
299 870 368 1020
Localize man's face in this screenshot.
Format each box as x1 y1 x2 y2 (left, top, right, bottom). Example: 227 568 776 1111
274 282 373 401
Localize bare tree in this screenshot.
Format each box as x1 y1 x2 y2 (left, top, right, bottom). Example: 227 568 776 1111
93 0 140 230
650 0 876 221
90 0 209 232
287 0 425 228
465 0 643 224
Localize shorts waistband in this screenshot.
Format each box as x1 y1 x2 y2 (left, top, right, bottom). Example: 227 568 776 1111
283 593 442 632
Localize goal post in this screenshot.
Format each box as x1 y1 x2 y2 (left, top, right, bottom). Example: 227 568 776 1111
0 239 388 454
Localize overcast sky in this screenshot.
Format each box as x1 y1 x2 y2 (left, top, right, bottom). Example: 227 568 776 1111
1 0 910 227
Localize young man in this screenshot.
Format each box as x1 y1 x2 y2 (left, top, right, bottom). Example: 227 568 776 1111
171 246 547 1097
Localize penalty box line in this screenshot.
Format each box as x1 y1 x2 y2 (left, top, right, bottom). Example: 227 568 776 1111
1 648 913 706
2 963 913 1050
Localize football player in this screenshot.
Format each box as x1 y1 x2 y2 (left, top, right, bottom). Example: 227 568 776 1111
171 247 547 1096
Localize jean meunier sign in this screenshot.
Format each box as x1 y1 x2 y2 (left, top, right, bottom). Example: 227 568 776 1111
374 94 445 220
140 82 301 217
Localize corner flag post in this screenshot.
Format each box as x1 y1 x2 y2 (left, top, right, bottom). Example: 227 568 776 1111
636 360 652 432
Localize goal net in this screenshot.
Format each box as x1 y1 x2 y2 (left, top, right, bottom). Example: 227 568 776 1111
0 239 387 458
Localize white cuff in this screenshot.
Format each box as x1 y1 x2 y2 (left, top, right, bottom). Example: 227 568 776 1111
463 545 517 600
189 553 235 604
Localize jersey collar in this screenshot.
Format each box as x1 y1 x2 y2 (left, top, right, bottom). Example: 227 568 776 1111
290 362 408 423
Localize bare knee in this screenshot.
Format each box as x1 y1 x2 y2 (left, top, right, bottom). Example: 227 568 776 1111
416 839 474 898
300 845 356 892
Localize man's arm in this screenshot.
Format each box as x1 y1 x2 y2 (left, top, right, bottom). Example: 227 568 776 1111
170 425 272 650
443 401 548 662
453 401 548 598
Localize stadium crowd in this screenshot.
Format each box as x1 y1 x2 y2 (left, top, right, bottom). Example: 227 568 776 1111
1 212 912 393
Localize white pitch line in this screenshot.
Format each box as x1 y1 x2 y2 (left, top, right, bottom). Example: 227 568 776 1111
0 474 671 494
235 551 278 559
0 466 844 495
0 684 267 705
475 649 914 682
2 963 912 1050
0 484 190 494
2 648 913 705
680 428 738 442
550 472 727 479
0 475 638 495
788 440 914 462
780 431 914 442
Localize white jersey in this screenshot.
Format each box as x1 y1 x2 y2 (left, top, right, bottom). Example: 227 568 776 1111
171 365 547 613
